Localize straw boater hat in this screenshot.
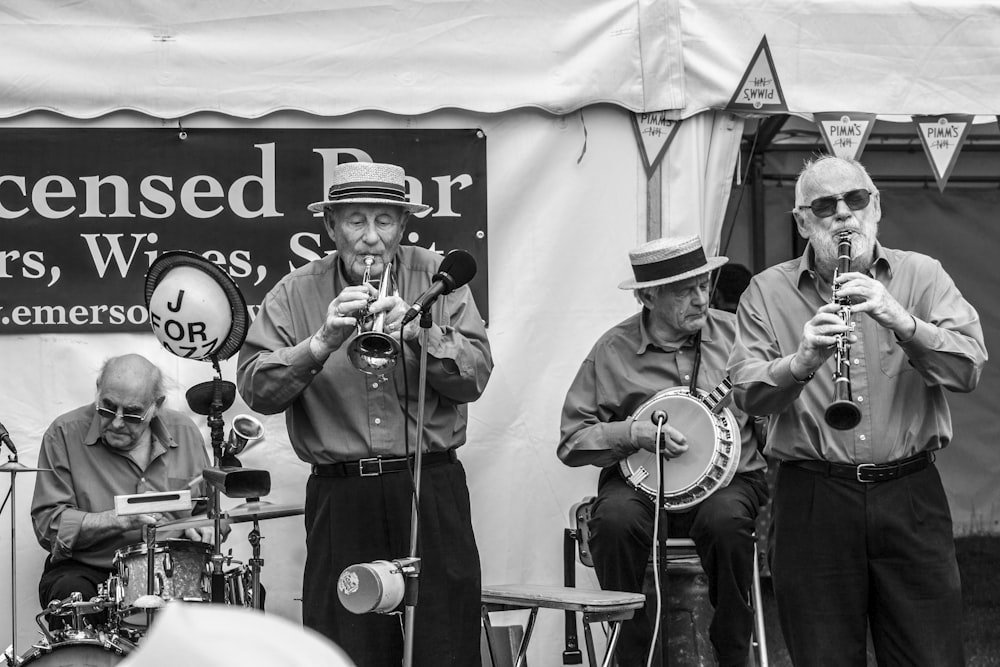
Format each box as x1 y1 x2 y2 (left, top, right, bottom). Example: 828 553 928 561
307 161 432 214
617 235 728 290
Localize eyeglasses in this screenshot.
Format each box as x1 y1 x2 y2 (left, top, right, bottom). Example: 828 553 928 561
96 403 154 425
797 189 872 218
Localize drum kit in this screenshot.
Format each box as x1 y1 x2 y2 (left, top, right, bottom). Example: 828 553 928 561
3 448 304 666
0 251 306 665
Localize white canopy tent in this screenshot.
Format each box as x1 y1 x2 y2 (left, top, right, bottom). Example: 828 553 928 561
1 1 998 663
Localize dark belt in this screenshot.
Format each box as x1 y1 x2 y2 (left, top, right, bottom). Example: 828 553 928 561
781 451 934 483
311 449 457 478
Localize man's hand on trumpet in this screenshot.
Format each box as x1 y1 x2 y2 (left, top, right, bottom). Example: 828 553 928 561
310 284 378 359
366 294 421 343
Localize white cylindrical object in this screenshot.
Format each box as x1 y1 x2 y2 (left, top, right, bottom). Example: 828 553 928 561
337 560 405 614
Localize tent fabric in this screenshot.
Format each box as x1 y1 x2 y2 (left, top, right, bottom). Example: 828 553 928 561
0 0 683 119
3 1 999 120
680 0 1000 118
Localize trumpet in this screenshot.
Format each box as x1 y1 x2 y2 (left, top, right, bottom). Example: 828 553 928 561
347 256 401 374
824 232 862 430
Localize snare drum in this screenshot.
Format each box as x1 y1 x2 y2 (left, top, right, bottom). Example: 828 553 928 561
112 539 212 627
17 635 136 666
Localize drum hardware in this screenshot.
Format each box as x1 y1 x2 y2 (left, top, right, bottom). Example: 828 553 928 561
347 256 401 374
183 362 272 604
14 633 135 666
619 377 741 511
2 454 53 667
33 593 117 646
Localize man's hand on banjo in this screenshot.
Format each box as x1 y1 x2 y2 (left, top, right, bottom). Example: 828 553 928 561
630 420 689 459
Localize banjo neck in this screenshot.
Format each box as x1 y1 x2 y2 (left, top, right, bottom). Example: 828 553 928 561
699 376 733 415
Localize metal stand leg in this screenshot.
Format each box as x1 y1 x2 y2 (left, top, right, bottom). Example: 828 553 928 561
751 546 769 667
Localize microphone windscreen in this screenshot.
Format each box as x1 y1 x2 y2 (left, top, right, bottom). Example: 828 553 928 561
438 249 477 293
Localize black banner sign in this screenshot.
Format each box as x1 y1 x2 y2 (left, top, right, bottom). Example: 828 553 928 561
0 128 488 333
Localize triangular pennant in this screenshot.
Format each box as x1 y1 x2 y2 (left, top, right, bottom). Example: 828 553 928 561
726 36 787 113
913 115 974 192
631 112 681 175
814 112 877 161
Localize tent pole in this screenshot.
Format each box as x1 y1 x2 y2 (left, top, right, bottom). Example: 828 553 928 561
750 153 767 272
647 161 662 241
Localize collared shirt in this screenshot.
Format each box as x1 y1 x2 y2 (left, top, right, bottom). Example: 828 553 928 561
31 405 211 568
728 242 987 464
558 307 766 474
236 245 493 464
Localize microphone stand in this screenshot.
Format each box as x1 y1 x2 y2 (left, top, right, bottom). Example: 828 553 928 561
401 310 433 667
4 453 20 667
206 358 228 604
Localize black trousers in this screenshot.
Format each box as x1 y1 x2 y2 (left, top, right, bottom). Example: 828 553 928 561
771 461 964 667
302 459 481 667
38 557 112 630
588 466 768 667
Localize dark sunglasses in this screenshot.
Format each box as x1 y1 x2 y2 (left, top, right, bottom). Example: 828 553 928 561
798 189 872 218
96 403 154 425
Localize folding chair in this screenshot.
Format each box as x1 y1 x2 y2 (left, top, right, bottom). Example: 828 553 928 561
564 496 769 667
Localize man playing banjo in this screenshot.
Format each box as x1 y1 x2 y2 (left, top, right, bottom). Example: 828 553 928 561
558 235 768 667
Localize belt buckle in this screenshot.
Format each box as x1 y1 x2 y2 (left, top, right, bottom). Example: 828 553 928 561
359 457 383 477
856 463 877 483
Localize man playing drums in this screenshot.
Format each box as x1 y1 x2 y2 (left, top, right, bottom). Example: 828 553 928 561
558 235 767 667
30 354 220 630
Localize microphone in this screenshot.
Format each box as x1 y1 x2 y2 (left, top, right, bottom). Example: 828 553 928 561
0 420 16 455
650 410 668 426
401 249 477 326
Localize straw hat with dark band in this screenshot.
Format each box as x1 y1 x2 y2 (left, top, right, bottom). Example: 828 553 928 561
307 161 431 214
618 235 728 290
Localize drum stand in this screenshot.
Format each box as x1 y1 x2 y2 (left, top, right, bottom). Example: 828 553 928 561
185 357 270 608
2 452 51 667
244 503 264 610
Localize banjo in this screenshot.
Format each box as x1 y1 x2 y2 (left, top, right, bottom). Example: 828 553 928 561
619 377 741 511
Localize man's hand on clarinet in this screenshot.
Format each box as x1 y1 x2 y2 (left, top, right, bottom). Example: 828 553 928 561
791 303 854 380
834 271 916 338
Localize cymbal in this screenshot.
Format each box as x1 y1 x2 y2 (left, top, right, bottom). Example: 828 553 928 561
0 460 53 473
155 501 303 531
226 501 304 524
156 514 227 532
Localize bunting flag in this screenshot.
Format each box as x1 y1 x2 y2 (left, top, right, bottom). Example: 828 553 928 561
631 111 681 175
726 36 787 113
913 115 974 192
814 112 877 161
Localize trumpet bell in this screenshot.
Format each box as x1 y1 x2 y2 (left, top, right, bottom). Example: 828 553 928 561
347 332 400 374
348 257 401 374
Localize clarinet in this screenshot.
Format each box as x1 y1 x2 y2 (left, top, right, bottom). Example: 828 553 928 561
824 231 862 430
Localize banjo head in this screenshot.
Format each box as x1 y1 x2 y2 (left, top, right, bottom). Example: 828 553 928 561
620 387 740 510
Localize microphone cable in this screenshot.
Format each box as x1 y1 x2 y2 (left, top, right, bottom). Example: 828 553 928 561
645 416 668 667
